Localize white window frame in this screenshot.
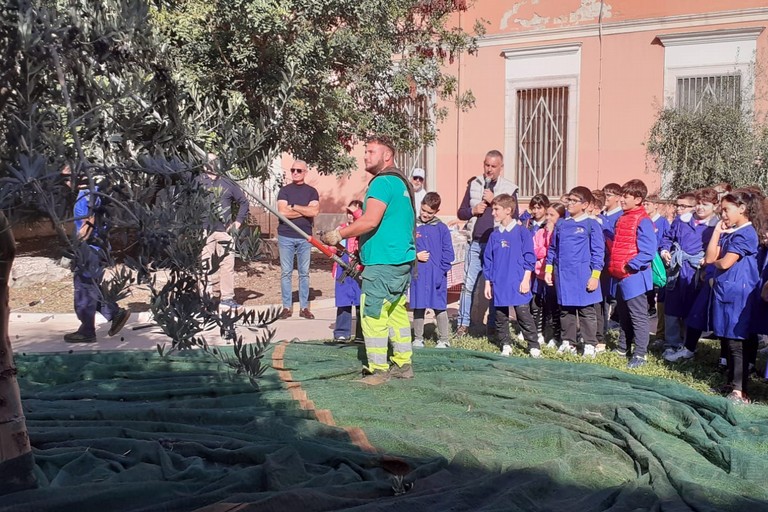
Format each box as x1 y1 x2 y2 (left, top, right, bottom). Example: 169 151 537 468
658 27 762 111
501 43 581 198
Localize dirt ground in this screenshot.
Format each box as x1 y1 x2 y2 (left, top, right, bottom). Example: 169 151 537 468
10 236 337 314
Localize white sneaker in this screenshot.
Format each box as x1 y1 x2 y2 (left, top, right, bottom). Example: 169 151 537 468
583 344 597 358
435 341 450 349
546 339 558 349
529 348 542 358
412 338 425 348
537 333 545 345
501 344 513 357
664 347 695 362
662 346 681 357
557 340 576 354
517 332 524 342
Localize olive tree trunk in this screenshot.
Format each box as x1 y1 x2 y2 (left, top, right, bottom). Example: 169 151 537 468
0 212 35 494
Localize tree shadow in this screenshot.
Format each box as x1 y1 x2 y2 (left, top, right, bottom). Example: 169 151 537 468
5 348 768 511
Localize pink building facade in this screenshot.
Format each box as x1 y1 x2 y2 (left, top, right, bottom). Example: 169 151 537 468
291 1 768 229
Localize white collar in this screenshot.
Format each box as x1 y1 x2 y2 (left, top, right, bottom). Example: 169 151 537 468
569 213 589 222
690 214 719 227
651 213 661 222
498 222 516 233
725 221 753 234
605 206 622 217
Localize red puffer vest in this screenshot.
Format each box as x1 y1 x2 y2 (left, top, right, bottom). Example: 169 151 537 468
607 207 649 279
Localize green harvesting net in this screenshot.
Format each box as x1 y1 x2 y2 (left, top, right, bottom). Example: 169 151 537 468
3 342 768 511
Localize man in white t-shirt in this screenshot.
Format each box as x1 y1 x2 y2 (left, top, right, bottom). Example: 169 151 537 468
411 168 427 207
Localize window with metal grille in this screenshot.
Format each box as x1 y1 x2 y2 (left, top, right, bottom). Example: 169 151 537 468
395 95 430 176
516 87 569 198
676 74 741 112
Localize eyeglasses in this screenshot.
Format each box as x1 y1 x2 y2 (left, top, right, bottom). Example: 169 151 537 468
290 168 305 174
566 197 584 204
675 203 695 209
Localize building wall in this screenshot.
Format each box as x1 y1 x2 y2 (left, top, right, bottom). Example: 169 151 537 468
306 0 768 225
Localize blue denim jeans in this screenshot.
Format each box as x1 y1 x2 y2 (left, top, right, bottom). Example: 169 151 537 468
457 240 494 328
73 245 118 336
334 306 363 339
278 235 311 309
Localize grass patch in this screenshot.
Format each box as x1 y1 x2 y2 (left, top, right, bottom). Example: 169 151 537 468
421 327 768 404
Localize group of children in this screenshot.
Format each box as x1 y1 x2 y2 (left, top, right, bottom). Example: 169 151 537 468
331 179 768 404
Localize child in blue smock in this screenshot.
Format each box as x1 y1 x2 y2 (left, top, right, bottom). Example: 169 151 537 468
704 190 762 404
643 194 670 325
662 189 719 362
608 180 657 368
598 183 623 348
545 187 605 356
411 192 455 348
524 193 549 233
333 201 363 342
483 194 539 357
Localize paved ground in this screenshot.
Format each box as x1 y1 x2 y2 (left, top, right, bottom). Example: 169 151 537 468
10 298 339 354
10 298 460 354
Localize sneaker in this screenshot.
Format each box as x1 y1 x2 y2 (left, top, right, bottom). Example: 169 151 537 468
501 344 513 357
412 338 425 348
356 369 390 385
299 308 315 320
546 339 558 349
537 333 545 345
334 336 350 343
220 299 241 309
557 340 576 355
725 391 750 405
611 348 628 357
435 341 450 349
279 308 292 319
108 308 131 337
627 356 647 369
595 343 606 353
517 332 525 342
662 346 679 357
388 363 414 379
64 331 97 343
664 347 695 362
529 348 542 358
455 326 468 337
583 344 597 358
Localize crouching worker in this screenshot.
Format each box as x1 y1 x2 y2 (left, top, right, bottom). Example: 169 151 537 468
322 136 416 385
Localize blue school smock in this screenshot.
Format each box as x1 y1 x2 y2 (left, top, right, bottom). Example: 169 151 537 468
710 224 760 340
616 217 657 300
660 213 717 318
651 214 670 248
750 246 768 335
334 251 361 307
410 219 455 310
546 215 605 307
601 208 623 298
483 223 535 307
524 217 546 234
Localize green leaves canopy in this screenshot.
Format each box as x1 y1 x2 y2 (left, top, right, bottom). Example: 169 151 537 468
647 104 768 195
153 0 482 173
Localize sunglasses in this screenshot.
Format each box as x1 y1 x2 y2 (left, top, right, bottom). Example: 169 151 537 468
412 176 424 181
290 168 305 174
